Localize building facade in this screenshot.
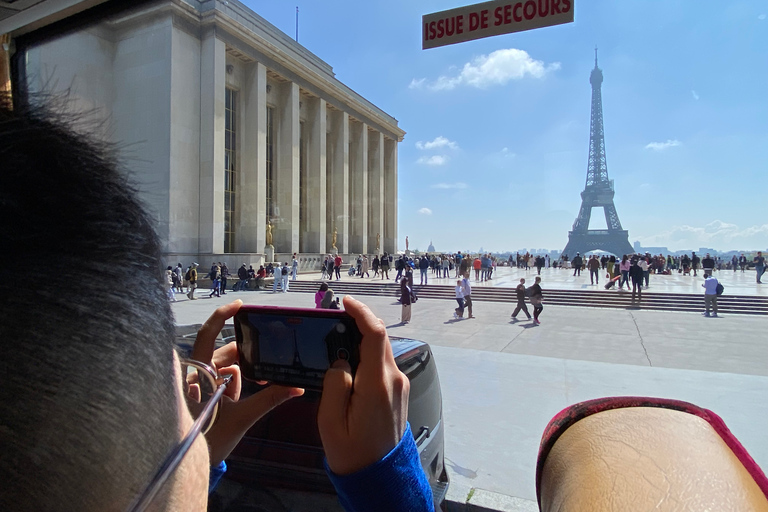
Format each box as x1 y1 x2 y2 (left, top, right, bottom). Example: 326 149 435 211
23 0 403 265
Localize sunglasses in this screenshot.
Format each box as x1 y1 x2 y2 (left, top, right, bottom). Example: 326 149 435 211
126 359 232 512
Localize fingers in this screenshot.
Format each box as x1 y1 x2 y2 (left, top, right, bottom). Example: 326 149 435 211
342 296 392 365
217 364 241 402
212 341 239 369
318 359 353 430
192 300 242 363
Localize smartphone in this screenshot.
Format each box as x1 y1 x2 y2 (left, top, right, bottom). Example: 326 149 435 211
234 305 362 390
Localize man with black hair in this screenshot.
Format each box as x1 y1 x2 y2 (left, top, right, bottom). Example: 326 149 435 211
187 262 199 299
0 104 432 512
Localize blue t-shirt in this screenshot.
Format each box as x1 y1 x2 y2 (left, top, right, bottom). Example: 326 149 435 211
325 423 434 512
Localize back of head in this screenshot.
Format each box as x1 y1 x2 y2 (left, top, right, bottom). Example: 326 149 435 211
0 104 179 511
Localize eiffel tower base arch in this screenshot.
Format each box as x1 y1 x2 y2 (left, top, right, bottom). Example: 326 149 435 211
562 230 634 258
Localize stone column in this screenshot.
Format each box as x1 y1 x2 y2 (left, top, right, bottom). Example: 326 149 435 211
199 33 226 254
367 130 384 255
384 138 398 254
349 120 368 255
275 81 300 254
305 97 327 253
238 61 267 253
330 110 349 254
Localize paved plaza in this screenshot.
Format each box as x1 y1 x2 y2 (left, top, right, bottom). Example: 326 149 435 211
171 270 768 506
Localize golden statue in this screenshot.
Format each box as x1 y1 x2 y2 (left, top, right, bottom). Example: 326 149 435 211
332 227 338 250
265 221 273 246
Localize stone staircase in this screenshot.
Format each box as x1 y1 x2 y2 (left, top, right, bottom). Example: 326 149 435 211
286 279 768 315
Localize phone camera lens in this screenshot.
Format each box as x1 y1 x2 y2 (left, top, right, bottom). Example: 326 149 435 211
336 348 349 360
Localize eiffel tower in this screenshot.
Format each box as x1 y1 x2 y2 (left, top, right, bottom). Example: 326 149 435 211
562 49 633 258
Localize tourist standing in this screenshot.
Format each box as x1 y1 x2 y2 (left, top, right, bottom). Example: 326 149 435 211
236 263 248 291
691 252 700 277
731 255 739 273
291 254 299 281
572 253 583 276
400 277 413 324
639 255 649 288
372 255 380 277
588 255 600 284
220 262 229 294
630 257 644 302
461 272 474 319
442 256 450 278
535 255 544 276
334 254 342 280
454 279 465 319
755 252 765 284
511 278 531 321
739 254 747 272
360 255 370 278
473 256 482 281
380 252 390 280
419 255 430 285
529 276 543 325
281 262 290 292
174 263 184 293
702 273 719 317
327 256 335 281
702 253 715 277
165 266 176 302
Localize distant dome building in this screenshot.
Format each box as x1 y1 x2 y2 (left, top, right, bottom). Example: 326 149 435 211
427 240 436 253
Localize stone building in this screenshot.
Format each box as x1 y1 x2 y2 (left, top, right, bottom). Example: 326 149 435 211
15 0 403 266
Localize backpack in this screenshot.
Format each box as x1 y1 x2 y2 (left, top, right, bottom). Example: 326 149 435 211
716 283 724 296
282 266 289 275
184 268 191 281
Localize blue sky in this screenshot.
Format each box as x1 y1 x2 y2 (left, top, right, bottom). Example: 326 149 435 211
244 0 768 253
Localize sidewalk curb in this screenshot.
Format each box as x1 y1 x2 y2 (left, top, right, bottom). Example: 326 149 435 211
445 485 538 512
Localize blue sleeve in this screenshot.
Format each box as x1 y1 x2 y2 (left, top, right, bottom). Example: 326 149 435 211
325 423 434 512
209 460 227 494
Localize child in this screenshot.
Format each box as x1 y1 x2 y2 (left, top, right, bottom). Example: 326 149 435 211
454 279 465 319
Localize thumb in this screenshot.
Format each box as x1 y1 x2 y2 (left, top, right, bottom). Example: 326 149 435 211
318 359 353 435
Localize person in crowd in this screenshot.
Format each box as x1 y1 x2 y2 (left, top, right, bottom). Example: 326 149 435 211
315 282 329 308
291 254 299 281
321 288 338 309
535 255 544 276
165 266 176 302
619 255 631 290
702 273 720 317
630 257 644 303
175 263 185 293
572 253 583 277
639 255 650 288
372 255 380 277
473 256 482 281
208 262 220 298
442 255 450 278
511 278 532 321
419 254 430 285
395 255 405 282
266 262 274 277
272 263 282 293
281 262 290 292
326 256 335 281
480 254 490 281
220 262 229 294
702 253 715 277
321 255 329 280
360 255 370 278
356 254 363 276
348 264 357 277
380 252 390 280
187 262 199 300
236 263 249 291
0 104 435 511
607 255 617 282
691 252 700 277
739 253 747 272
255 265 266 286
754 251 765 284
588 255 600 285
454 252 463 278
461 271 474 319
731 255 739 273
453 279 465 319
529 276 544 325
334 253 343 280
400 275 414 324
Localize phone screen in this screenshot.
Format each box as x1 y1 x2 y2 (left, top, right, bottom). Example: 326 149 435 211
235 307 361 390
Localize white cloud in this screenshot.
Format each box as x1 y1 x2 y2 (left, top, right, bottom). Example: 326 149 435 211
645 139 681 151
410 48 560 91
416 136 458 150
431 182 468 189
759 14 766 20
636 220 768 250
418 208 433 215
417 155 448 166
691 90 699 100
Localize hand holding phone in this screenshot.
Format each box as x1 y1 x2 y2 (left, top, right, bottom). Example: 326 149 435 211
317 295 410 475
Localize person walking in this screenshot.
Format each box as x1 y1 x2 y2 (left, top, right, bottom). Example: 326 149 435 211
529 276 543 325
236 263 248 291
334 254 342 280
619 255 631 290
315 282 329 308
399 276 413 324
588 255 600 284
702 253 715 277
419 255 429 285
739 253 747 272
511 278 532 321
731 255 739 273
360 255 370 278
186 262 198 300
372 255 380 277
326 256 335 281
453 279 465 319
639 255 649 288
461 272 474 319
754 251 765 284
473 256 482 281
607 255 617 281
291 254 299 281
691 252 700 277
174 263 184 293
702 273 720 317
220 262 229 294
